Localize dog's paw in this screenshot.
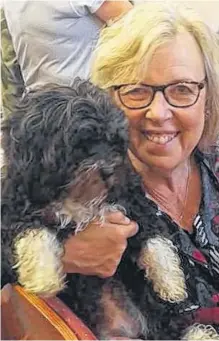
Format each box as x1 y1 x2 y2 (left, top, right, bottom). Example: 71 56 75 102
13 228 66 296
138 236 187 302
181 324 219 340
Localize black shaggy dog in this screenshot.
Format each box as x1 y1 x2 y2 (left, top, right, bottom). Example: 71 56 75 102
1 79 218 340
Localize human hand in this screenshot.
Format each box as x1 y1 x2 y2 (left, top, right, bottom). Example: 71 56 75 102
62 211 138 277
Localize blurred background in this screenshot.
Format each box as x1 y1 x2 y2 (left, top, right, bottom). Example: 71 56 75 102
135 0 219 31
177 1 218 31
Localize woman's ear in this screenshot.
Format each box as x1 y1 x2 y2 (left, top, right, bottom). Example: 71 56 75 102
204 98 211 121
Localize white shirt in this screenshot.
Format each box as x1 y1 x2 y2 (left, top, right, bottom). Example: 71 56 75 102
3 0 104 91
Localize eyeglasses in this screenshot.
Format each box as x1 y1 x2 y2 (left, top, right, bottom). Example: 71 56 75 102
114 79 206 109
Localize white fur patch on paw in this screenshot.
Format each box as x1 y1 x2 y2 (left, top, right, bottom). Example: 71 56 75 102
13 228 66 296
138 236 187 302
182 324 219 340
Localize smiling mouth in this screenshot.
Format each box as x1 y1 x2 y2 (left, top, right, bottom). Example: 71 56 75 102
143 132 178 145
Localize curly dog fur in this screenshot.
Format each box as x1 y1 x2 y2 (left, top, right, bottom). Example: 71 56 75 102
1 79 218 339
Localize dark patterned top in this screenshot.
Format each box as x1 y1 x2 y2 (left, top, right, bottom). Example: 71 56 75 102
154 147 219 328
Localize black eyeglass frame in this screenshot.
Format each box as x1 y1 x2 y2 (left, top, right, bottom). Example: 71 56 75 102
114 79 206 110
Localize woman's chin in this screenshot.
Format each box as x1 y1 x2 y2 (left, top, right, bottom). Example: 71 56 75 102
142 152 185 173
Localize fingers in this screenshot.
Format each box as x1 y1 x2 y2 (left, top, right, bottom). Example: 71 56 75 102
124 221 139 238
105 211 139 238
106 211 131 224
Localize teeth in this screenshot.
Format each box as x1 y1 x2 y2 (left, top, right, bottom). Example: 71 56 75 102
146 134 176 144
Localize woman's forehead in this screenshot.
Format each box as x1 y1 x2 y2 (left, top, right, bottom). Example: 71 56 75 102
139 32 205 84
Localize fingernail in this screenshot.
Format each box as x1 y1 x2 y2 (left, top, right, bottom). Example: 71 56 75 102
124 217 130 224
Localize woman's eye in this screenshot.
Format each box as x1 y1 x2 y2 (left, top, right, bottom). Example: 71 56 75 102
174 85 193 94
121 87 142 95
125 87 150 99
129 88 146 95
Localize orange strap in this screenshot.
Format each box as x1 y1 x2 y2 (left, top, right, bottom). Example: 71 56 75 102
14 285 78 340
44 296 97 340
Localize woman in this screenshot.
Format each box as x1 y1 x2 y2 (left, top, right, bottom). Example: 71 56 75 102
2 2 219 338
89 2 219 330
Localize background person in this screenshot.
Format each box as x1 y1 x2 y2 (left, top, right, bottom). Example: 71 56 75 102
1 0 133 117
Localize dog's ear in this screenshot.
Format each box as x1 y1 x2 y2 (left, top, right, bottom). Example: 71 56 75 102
1 89 74 205
1 99 37 185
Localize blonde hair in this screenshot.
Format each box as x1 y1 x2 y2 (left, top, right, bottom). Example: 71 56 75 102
91 2 219 150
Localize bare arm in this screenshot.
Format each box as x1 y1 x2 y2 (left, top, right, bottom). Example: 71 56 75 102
94 0 133 23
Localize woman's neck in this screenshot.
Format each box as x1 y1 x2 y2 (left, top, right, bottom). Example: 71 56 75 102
128 150 201 231
128 149 192 194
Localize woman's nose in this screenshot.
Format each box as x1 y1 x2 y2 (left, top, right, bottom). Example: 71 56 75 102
145 91 173 121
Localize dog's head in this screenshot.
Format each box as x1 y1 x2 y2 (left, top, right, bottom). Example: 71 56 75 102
2 78 129 206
